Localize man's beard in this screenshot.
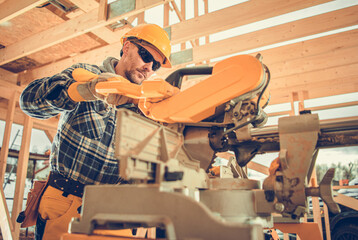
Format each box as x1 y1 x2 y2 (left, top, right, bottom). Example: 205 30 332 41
125 69 143 85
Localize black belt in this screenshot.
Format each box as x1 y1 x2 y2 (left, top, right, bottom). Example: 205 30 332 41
48 171 85 198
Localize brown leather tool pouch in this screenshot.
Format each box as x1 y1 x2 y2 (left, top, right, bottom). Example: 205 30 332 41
17 180 48 228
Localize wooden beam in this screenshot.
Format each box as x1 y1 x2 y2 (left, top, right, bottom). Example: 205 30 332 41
0 0 48 24
0 106 58 132
44 130 56 142
0 0 171 65
270 75 358 105
0 187 14 240
159 5 358 77
169 0 331 45
259 28 358 66
68 0 124 44
11 115 33 237
19 41 125 85
0 79 24 99
191 6 358 64
98 0 108 22
247 161 269 175
23 3 357 83
0 68 18 85
334 193 358 211
268 45 358 79
0 92 17 186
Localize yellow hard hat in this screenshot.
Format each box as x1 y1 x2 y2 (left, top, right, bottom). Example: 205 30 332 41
121 24 172 68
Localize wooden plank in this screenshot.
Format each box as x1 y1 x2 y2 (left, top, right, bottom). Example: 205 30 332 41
169 0 331 45
270 76 358 105
0 0 171 65
268 53 358 90
19 41 124 85
0 187 14 240
323 203 331 240
0 79 24 98
0 68 18 85
247 161 269 175
10 115 33 237
268 45 358 79
259 28 358 66
0 106 58 132
334 193 358 211
98 0 108 22
192 6 358 64
0 0 48 24
44 130 56 142
68 0 125 44
0 92 17 186
158 5 358 77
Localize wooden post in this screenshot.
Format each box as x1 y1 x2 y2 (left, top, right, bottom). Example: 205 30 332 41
11 115 33 240
98 0 108 22
310 167 323 238
180 0 186 51
163 2 169 27
0 92 17 186
0 187 14 239
323 203 331 240
203 0 210 64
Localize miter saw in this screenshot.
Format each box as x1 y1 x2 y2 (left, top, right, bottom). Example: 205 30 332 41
66 54 344 240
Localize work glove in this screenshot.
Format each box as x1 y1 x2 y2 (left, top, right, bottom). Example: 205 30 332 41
68 72 133 108
97 73 133 107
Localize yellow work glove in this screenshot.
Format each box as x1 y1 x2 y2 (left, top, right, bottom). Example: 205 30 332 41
68 72 132 107
97 73 133 108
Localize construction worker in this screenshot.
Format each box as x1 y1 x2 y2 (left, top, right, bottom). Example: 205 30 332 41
19 23 171 240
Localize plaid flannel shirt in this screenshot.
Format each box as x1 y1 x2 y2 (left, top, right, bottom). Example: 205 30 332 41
20 62 121 185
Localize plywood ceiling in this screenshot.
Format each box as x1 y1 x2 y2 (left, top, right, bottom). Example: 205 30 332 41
0 0 357 131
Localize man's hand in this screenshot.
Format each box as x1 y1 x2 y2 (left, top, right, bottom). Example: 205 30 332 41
68 71 133 107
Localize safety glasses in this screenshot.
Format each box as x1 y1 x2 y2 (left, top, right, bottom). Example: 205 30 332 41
131 41 161 71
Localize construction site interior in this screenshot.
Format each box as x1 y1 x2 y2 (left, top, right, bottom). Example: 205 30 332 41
0 0 357 240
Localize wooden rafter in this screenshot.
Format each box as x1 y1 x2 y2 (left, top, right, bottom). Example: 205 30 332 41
0 0 172 65
0 0 48 24
168 0 331 45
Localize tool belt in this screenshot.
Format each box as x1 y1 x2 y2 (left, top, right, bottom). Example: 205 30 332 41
17 179 48 227
48 171 85 198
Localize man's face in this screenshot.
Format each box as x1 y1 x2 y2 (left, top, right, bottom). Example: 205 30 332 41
119 41 163 85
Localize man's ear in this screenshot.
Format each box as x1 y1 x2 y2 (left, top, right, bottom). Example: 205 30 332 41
121 41 131 56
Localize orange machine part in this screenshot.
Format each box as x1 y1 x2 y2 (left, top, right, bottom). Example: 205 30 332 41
138 55 264 123
71 68 179 100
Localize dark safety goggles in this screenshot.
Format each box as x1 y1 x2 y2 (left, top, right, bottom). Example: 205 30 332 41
131 41 161 71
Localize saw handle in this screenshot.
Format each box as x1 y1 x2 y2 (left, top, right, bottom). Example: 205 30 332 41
69 68 179 102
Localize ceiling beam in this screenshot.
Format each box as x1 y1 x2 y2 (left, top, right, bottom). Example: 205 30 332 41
270 76 358 105
0 0 48 24
70 0 130 44
270 62 358 91
191 6 358 64
0 68 18 85
0 106 58 131
168 0 332 45
19 41 125 85
0 0 171 65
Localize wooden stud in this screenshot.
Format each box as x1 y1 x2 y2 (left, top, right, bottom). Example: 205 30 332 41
0 187 14 240
334 193 358 211
163 2 169 27
98 0 108 22
323 203 331 240
10 115 33 237
0 92 17 186
310 168 323 238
